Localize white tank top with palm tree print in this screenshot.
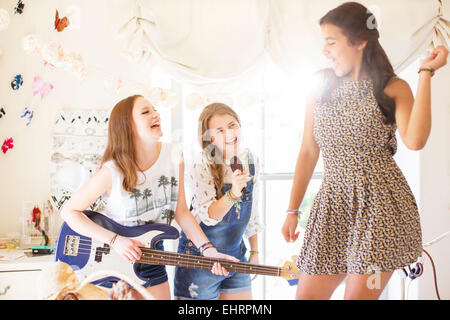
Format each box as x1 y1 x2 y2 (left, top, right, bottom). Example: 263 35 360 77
102 142 181 227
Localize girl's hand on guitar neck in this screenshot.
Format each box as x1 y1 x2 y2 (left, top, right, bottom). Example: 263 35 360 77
111 235 146 262
203 247 239 276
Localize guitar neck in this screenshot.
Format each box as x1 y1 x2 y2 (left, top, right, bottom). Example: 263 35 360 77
138 247 281 277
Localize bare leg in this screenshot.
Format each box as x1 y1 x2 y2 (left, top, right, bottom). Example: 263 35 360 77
295 272 346 300
218 290 252 300
344 272 393 300
127 281 170 300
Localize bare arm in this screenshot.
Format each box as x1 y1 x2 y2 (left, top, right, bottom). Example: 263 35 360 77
59 166 144 262
282 82 321 243
174 156 211 248
174 155 239 271
388 76 431 150
248 233 258 253
59 166 116 244
389 46 448 150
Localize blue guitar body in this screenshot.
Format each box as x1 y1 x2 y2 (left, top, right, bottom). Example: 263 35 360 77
55 210 179 287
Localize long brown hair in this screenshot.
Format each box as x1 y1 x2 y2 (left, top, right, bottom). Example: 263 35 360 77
101 95 143 193
198 103 241 199
320 2 396 124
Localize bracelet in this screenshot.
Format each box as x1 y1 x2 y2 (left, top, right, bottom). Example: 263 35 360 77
198 241 215 255
198 241 213 252
109 233 118 246
225 190 241 210
249 250 259 255
418 66 435 77
228 189 241 201
201 245 215 256
287 209 301 217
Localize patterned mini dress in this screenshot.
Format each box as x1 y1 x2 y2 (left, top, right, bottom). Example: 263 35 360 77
297 79 423 275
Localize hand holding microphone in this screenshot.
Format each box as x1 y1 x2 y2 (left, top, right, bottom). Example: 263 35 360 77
230 156 250 198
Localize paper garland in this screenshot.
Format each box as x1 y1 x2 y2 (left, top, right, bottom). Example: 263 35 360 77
22 33 179 108
22 34 88 80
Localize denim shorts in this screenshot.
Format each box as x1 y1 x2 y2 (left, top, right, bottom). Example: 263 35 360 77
134 241 168 288
99 241 168 289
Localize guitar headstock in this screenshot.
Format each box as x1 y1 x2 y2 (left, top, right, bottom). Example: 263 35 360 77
280 255 299 286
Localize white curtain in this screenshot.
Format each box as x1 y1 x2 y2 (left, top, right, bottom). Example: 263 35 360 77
116 0 449 88
116 0 270 89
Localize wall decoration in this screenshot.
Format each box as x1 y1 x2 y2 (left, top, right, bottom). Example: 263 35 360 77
33 75 54 99
185 92 235 111
14 0 25 15
22 33 42 56
54 10 69 32
22 34 179 106
50 109 109 212
19 106 34 126
0 107 5 118
11 74 23 90
21 200 56 246
147 87 178 109
1 137 14 154
41 42 88 80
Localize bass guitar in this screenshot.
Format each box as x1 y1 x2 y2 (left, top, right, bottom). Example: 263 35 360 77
55 211 299 287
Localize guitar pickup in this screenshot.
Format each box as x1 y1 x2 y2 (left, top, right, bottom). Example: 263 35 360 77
64 235 80 256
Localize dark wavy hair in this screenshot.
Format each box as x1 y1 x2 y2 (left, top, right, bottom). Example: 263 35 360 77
320 2 396 124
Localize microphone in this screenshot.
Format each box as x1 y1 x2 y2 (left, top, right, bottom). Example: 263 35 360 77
230 156 246 197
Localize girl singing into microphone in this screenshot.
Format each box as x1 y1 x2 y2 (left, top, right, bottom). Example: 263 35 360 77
174 103 263 300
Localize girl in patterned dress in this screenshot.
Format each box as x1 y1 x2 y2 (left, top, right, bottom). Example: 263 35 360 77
60 95 237 299
281 2 448 299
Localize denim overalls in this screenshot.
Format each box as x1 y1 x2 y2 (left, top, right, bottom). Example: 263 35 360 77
174 151 256 300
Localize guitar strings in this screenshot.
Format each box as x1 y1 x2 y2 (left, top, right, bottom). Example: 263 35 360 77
70 245 285 276
139 248 281 275
138 257 280 276
72 247 282 276
65 238 293 276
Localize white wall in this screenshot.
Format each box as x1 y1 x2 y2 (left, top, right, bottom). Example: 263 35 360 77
417 66 450 300
0 0 448 300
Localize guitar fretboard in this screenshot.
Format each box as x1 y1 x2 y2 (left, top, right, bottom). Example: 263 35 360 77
138 247 281 276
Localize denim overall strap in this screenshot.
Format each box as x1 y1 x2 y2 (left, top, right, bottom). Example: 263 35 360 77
175 150 256 299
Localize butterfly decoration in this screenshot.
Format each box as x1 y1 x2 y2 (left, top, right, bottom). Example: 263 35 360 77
33 76 54 99
1 137 14 154
32 206 42 232
0 107 5 119
20 107 34 126
14 0 25 14
11 74 23 90
55 10 69 32
44 61 55 68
